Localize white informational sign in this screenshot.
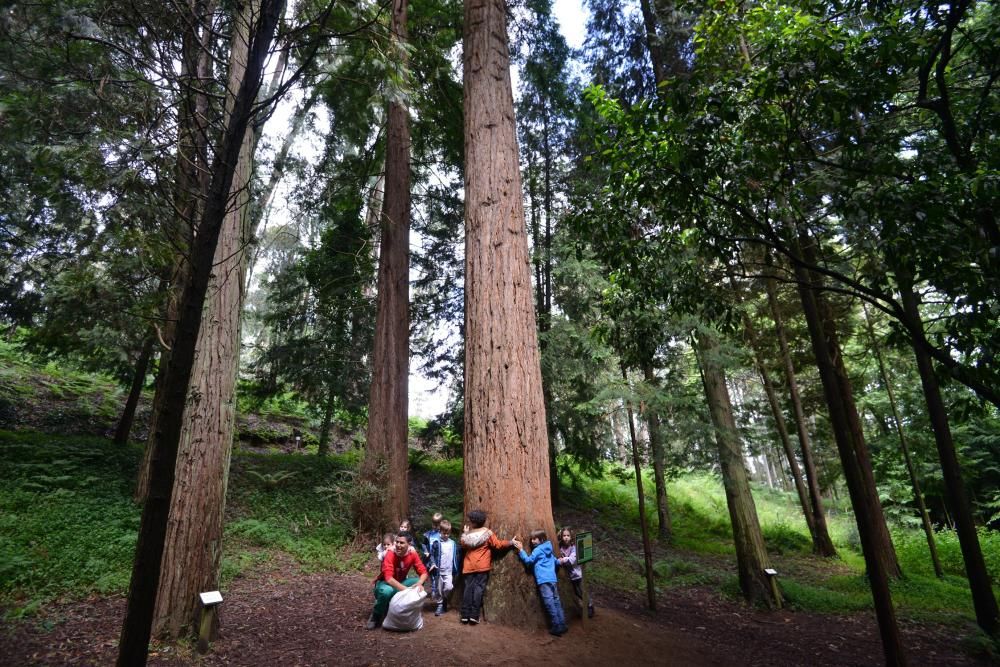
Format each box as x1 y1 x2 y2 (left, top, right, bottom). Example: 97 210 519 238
199 590 224 606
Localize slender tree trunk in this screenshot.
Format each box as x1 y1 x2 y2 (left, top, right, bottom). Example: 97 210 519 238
245 89 319 294
149 0 261 638
623 367 657 610
116 1 283 662
114 334 154 446
695 331 781 609
642 363 671 541
765 274 836 556
462 0 560 627
318 387 336 456
897 272 999 636
742 313 817 547
862 303 942 579
361 0 411 535
791 241 905 666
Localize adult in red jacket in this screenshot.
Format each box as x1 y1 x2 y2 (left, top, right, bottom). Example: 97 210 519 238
367 532 428 629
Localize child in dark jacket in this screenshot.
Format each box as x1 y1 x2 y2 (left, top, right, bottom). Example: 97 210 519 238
459 509 514 624
429 519 459 615
512 529 568 636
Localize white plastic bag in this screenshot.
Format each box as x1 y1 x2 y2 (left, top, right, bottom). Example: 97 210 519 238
382 586 427 631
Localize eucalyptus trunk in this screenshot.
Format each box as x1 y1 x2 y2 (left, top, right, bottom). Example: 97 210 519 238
791 243 904 666
642 362 671 541
897 272 998 636
742 314 816 549
861 303 941 579
114 334 154 446
624 369 657 610
695 331 780 609
764 275 835 556
361 0 411 534
462 0 560 627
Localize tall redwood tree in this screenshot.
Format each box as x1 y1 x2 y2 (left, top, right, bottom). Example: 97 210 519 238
361 0 412 534
462 0 560 627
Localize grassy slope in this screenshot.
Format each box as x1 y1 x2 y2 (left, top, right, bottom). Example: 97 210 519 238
1 346 998 640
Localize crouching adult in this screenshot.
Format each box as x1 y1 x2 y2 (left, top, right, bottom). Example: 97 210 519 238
367 531 428 629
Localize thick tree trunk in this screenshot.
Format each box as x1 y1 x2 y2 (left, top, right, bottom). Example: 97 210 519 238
791 244 905 666
642 363 671 541
623 370 657 610
462 0 560 627
114 334 154 446
765 275 835 556
862 304 942 579
136 0 215 502
695 331 780 609
148 0 260 638
897 274 999 636
361 0 411 535
116 1 283 662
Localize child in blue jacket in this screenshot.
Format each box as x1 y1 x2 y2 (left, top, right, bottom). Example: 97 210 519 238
429 519 460 615
512 529 568 636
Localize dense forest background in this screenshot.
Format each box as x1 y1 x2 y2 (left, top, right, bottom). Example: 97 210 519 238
1 0 999 664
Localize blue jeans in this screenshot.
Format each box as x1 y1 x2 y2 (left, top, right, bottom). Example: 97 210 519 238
538 582 566 632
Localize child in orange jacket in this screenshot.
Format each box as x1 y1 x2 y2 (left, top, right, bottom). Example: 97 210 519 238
459 509 515 624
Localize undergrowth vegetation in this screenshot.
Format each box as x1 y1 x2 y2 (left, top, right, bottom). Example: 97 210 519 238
1 354 998 637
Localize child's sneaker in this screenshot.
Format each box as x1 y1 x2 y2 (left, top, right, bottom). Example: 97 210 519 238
468 617 480 624
435 603 444 616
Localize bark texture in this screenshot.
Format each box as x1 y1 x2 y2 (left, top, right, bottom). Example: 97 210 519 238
462 0 558 627
791 245 904 666
361 0 411 534
151 0 257 637
136 0 215 501
116 0 282 661
696 331 780 609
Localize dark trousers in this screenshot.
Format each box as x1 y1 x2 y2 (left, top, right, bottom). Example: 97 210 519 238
572 578 593 610
460 571 489 620
538 582 567 631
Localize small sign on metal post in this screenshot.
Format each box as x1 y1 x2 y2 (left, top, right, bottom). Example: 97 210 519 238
197 591 224 654
575 531 594 564
575 532 594 631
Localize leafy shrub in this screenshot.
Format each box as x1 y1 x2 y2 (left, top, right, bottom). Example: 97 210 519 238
762 522 812 555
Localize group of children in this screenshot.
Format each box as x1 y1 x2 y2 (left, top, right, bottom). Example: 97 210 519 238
370 510 594 636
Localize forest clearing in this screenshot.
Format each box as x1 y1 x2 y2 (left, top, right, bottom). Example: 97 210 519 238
2 0 999 665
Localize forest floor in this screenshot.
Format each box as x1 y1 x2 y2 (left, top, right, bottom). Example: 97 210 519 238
1 549 991 667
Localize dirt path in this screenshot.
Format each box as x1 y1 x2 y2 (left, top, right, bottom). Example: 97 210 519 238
1 563 990 667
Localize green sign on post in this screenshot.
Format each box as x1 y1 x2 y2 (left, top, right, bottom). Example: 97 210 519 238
576 531 594 564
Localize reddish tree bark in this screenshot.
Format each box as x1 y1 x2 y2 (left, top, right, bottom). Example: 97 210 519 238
462 0 561 627
361 0 411 534
116 0 283 662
